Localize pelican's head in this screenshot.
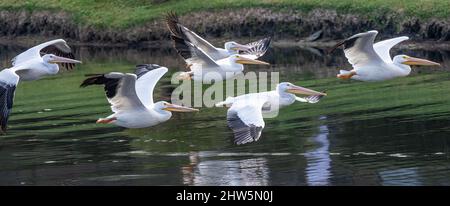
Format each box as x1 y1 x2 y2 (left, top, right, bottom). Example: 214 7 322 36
394 55 440 67
43 54 82 64
277 82 326 96
232 55 270 66
155 101 199 114
224 41 251 52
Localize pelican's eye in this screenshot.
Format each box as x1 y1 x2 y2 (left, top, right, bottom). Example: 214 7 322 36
403 56 408 59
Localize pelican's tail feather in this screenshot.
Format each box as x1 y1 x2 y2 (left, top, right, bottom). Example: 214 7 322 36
96 117 117 124
337 70 355 80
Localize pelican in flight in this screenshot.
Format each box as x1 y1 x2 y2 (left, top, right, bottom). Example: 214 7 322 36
0 39 82 133
215 82 326 145
165 12 272 61
170 35 270 83
11 39 81 81
330 30 440 82
80 64 198 128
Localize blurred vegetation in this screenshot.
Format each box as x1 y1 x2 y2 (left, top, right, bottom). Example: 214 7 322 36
0 0 449 29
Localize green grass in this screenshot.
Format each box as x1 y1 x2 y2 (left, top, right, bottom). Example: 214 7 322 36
0 0 449 29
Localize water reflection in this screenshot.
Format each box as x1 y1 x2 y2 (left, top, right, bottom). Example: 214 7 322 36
182 152 269 186
2 43 450 80
379 167 422 186
0 41 450 185
304 116 331 186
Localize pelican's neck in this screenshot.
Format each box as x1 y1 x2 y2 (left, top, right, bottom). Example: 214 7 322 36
278 89 294 98
393 62 412 76
228 58 244 71
45 62 59 75
157 109 172 120
276 88 296 106
153 102 173 120
392 56 412 76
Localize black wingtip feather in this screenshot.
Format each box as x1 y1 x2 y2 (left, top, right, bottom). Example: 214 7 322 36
134 64 162 79
226 110 263 145
240 36 273 57
41 45 78 71
165 11 183 38
80 74 106 88
171 35 193 60
80 74 121 98
0 83 16 133
327 36 360 54
327 40 346 54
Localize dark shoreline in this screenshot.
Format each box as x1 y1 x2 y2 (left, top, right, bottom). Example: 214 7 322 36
1 8 450 46
1 37 449 52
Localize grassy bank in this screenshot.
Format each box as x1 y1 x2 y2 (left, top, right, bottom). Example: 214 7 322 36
0 0 449 29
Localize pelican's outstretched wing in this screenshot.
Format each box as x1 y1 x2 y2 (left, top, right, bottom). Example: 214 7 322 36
133 64 168 107
12 39 77 70
373 36 409 63
0 69 19 133
165 12 226 60
0 83 16 133
226 95 268 145
80 72 145 113
330 30 385 69
240 37 272 60
170 35 219 68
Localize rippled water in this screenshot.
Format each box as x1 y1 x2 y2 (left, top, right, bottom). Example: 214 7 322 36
0 41 450 186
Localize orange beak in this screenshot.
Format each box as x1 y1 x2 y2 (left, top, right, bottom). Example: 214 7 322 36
163 103 199 112
236 56 270 65
402 57 440 66
287 85 327 96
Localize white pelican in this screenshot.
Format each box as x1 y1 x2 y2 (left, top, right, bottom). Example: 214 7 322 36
80 64 198 128
215 82 326 145
170 35 270 83
11 39 81 81
0 40 82 133
165 12 271 61
330 30 440 82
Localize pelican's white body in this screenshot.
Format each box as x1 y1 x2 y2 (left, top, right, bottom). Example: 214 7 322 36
191 57 244 82
338 31 413 82
13 58 59 81
170 24 270 83
99 67 177 128
344 61 410 82
11 39 72 81
108 106 171 128
215 82 323 145
220 88 296 114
